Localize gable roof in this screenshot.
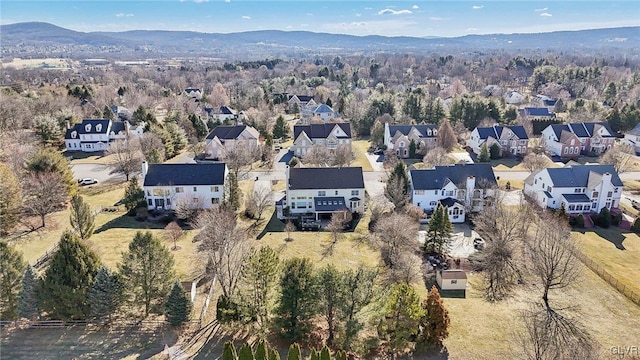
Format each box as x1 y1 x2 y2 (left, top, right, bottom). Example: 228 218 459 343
440 270 467 279
288 167 364 190
544 165 623 188
628 123 640 136
313 104 335 113
293 123 352 140
204 106 235 116
77 119 111 134
520 107 555 117
205 125 249 140
410 163 497 190
289 95 314 103
109 121 127 134
388 124 438 138
144 163 226 186
475 125 528 140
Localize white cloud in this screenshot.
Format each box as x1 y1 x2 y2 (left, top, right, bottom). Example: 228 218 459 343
466 27 479 31
355 13 362 17
412 5 419 9
241 15 251 19
535 7 548 12
224 0 231 2
540 12 553 17
306 13 313 16
429 16 447 21
472 5 483 10
194 0 209 3
378 8 413 15
115 13 134 17
364 7 373 10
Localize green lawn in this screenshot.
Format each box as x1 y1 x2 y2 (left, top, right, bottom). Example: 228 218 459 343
572 228 640 295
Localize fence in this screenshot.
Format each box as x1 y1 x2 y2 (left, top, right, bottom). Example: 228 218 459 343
575 251 640 306
33 243 59 270
3 319 199 330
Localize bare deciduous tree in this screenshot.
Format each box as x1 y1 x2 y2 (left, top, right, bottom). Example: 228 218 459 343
331 144 355 167
522 153 552 173
106 138 143 181
599 143 635 173
303 145 332 167
174 195 206 221
422 146 454 169
22 172 67 228
164 221 184 251
284 220 295 242
223 145 257 178
244 185 273 221
138 132 165 163
374 213 419 270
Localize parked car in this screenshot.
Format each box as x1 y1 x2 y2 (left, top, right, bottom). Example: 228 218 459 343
373 148 384 155
78 178 98 186
632 199 640 211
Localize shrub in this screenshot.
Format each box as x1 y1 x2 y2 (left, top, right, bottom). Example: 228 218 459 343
575 214 585 228
612 213 622 226
631 218 640 234
596 207 611 228
216 295 240 322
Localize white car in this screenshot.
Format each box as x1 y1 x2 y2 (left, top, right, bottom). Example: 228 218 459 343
78 178 99 186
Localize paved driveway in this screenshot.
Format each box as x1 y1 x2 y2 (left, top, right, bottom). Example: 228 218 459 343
71 163 124 183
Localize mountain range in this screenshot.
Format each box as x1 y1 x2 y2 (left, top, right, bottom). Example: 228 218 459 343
2 22 639 59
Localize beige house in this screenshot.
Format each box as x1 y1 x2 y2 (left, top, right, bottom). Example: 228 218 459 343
383 123 438 158
436 270 467 292
204 125 260 160
467 125 529 157
291 123 352 157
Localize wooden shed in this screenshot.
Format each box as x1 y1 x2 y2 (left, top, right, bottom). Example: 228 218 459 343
436 270 468 291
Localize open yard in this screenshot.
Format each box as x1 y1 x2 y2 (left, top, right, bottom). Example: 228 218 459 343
351 140 375 172
573 228 640 296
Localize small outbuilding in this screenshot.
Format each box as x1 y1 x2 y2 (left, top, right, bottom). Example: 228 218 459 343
436 270 468 293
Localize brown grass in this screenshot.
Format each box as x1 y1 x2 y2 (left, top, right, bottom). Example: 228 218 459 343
351 140 374 172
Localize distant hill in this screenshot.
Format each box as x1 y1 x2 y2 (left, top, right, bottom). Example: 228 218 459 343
1 22 639 58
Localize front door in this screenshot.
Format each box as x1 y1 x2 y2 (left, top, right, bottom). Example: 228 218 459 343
156 198 165 209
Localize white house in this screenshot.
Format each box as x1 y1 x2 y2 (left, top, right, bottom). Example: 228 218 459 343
436 270 467 292
301 104 340 123
624 123 640 155
287 95 316 111
467 125 529 156
504 90 525 105
290 123 352 157
204 125 261 160
409 163 497 223
383 123 438 158
64 119 144 152
523 164 623 214
518 107 557 120
541 122 615 157
142 162 227 210
203 106 237 123
278 166 365 220
184 87 202 99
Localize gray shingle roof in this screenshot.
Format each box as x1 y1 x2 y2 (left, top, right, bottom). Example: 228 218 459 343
410 163 497 190
520 107 555 117
205 125 247 140
314 197 348 212
293 123 352 140
288 167 364 190
561 194 591 203
143 163 226 186
389 124 438 138
440 197 463 207
628 123 640 136
475 125 529 140
545 165 623 187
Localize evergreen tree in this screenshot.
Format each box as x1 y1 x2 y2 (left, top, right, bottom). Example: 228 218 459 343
254 339 269 360
286 343 302 360
123 176 145 212
478 143 490 162
238 342 255 360
240 246 280 327
385 161 410 211
166 122 188 154
424 203 452 255
40 231 101 320
342 266 377 350
165 281 192 326
318 265 345 347
269 349 281 360
223 341 238 360
631 218 640 234
69 194 95 241
575 214 585 229
597 207 611 228
189 113 209 140
378 283 425 355
223 172 241 212
335 351 347 360
419 286 450 347
88 265 124 322
0 242 26 320
119 231 176 316
27 149 77 197
34 115 63 147
18 265 40 320
0 164 22 234
489 143 501 159
556 203 568 221
276 258 319 342
409 139 417 159
309 349 319 360
320 346 332 360
273 115 289 140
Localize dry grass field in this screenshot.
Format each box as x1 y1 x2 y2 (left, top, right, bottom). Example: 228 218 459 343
1 57 72 69
351 140 375 172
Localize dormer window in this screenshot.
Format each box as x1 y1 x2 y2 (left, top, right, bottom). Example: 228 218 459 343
427 129 432 136
110 131 115 135
96 124 102 132
433 129 437 135
85 124 91 132
71 131 77 139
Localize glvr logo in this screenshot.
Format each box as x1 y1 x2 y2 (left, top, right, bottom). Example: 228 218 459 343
611 346 639 359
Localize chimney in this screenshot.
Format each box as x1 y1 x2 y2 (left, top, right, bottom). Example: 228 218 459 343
141 161 149 179
466 176 476 197
65 120 70 130
602 172 612 185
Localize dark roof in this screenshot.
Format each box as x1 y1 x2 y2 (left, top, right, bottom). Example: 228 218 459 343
290 95 314 103
439 197 463 207
628 123 640 136
388 124 438 138
288 167 364 190
551 122 614 139
314 104 335 113
349 197 361 201
143 163 226 186
550 124 571 140
110 121 127 134
475 125 528 140
293 123 352 139
520 107 555 117
543 191 552 198
543 99 557 107
568 123 590 137
205 125 247 140
502 125 528 139
561 194 591 203
78 119 111 134
314 197 348 212
440 270 467 279
410 163 497 190
184 87 201 93
204 106 235 115
545 165 623 187
582 122 615 138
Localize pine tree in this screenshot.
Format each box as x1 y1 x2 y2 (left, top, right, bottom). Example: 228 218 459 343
69 194 95 241
286 343 301 360
378 283 425 355
238 342 255 360
269 349 281 360
478 143 490 162
40 231 101 320
309 349 320 360
273 115 289 140
0 242 26 320
123 176 145 212
240 246 280 327
489 143 501 159
320 346 331 360
18 265 40 320
88 265 124 322
317 265 345 347
575 214 585 228
276 258 319 342
223 341 238 360
335 351 347 360
119 231 176 317
342 266 377 350
254 339 269 360
223 172 241 212
409 139 417 159
165 281 192 326
419 285 450 347
385 161 410 211
597 207 611 228
0 163 22 234
425 203 452 255
189 113 209 140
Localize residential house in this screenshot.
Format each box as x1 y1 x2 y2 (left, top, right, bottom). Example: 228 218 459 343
64 118 144 152
532 94 558 110
483 85 503 97
278 166 365 220
409 163 497 223
524 164 623 214
110 105 132 121
518 107 557 120
184 87 202 99
504 90 525 105
291 123 352 157
301 104 340 123
287 95 316 111
204 125 260 160
436 270 467 292
203 106 238 123
541 122 615 157
384 123 438 158
142 162 227 210
467 125 529 156
624 123 640 155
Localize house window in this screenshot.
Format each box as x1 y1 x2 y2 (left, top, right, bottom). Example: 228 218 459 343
211 198 220 205
351 190 359 196
606 201 611 208
569 205 575 211
607 191 612 197
574 188 581 193
564 148 568 154
175 187 184 193
96 124 102 132
433 130 437 136
193 187 197 192
335 191 338 195
446 191 454 197
434 190 438 195
148 199 153 206
429 201 437 206
153 188 164 196
166 199 171 206
415 190 424 195
451 280 457 284
576 205 583 211
211 186 219 192
318 191 326 196
547 186 551 192
614 188 618 193
85 124 91 132
592 202 597 209
535 179 537 184
592 192 599 198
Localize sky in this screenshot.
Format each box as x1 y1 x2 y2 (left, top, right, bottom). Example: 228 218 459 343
1 1 639 37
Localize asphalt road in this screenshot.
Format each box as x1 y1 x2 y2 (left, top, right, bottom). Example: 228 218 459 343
71 163 124 183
